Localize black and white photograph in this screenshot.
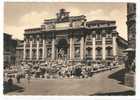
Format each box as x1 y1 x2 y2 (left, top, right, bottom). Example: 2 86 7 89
3 2 136 96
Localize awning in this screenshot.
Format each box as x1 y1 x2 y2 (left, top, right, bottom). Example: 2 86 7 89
123 48 135 52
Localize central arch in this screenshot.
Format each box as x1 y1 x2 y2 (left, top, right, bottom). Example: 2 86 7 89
56 39 68 60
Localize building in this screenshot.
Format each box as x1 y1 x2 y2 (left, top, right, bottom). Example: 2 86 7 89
4 33 18 67
127 3 136 49
124 3 136 87
125 3 136 72
16 9 128 65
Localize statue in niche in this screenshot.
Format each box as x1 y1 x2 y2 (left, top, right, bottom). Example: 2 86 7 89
58 48 65 59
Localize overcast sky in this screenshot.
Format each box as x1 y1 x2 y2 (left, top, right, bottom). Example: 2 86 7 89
4 2 127 40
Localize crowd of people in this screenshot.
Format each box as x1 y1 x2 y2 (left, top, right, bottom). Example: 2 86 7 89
4 60 118 84
19 60 118 79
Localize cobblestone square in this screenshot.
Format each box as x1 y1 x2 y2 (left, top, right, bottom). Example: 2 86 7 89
5 67 135 96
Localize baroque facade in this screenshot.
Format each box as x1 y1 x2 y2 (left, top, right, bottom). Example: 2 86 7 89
16 9 128 65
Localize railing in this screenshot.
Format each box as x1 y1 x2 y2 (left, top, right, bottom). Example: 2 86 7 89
96 55 102 60
106 55 113 59
32 57 36 60
106 37 112 41
106 41 112 45
86 41 92 45
25 44 30 47
32 43 37 47
39 43 43 47
96 41 102 45
86 55 92 58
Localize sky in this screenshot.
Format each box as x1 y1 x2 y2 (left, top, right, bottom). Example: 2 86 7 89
4 2 127 40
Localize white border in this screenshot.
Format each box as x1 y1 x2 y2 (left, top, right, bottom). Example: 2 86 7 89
1 0 140 100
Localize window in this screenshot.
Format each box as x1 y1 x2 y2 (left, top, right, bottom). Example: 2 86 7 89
96 48 102 56
106 33 112 38
87 34 92 40
75 36 80 43
32 49 36 58
106 47 112 56
39 49 42 58
96 33 101 40
26 49 29 58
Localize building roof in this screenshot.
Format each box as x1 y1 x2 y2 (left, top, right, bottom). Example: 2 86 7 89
86 20 115 25
4 33 12 37
44 15 86 24
117 35 128 48
24 27 42 32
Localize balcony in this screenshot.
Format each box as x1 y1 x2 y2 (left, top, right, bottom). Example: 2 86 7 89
39 43 43 47
106 37 112 41
106 55 113 60
86 55 92 59
25 57 30 60
86 41 92 45
106 41 112 45
96 41 102 45
25 43 30 47
32 43 37 47
32 57 36 60
96 55 102 60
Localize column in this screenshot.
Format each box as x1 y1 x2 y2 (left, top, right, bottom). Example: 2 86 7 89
29 40 33 60
70 37 73 60
80 35 84 60
70 35 73 60
36 40 39 60
42 39 45 60
113 33 117 56
92 34 96 60
72 37 75 60
51 38 55 60
102 34 106 60
23 40 26 60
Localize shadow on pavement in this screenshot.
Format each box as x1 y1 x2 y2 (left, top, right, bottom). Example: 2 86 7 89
108 68 126 84
3 81 24 94
89 90 135 96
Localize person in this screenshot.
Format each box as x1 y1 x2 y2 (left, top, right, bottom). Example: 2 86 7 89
27 73 31 84
16 74 21 83
110 62 113 70
8 76 13 86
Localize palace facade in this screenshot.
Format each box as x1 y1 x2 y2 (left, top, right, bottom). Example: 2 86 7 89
16 9 128 65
